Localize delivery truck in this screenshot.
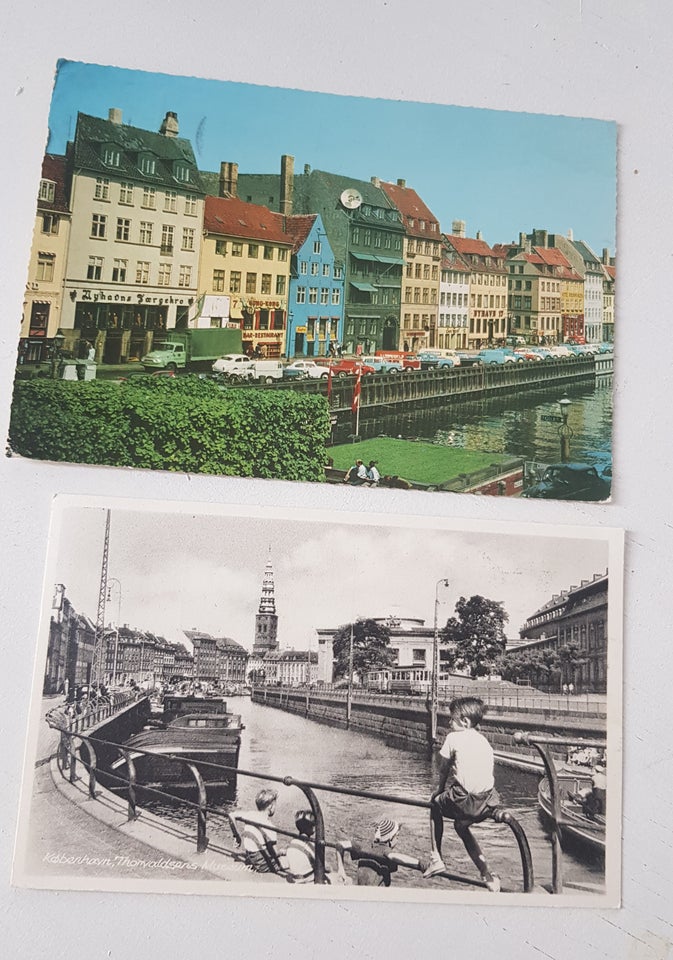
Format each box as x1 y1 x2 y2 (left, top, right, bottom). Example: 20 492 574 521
141 328 242 372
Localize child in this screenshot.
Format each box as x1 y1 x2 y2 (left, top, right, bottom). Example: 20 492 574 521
285 809 319 884
423 697 501 892
336 818 420 887
234 788 287 874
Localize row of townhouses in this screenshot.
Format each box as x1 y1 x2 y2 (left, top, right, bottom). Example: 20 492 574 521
20 107 616 366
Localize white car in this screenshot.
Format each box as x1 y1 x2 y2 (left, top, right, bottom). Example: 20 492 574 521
212 353 255 374
283 360 329 380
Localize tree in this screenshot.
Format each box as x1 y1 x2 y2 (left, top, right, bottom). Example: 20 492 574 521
558 641 584 689
441 595 508 679
332 618 394 681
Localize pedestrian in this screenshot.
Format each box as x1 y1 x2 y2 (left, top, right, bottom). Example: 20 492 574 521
344 459 368 485
423 696 501 892
336 818 419 886
234 788 287 874
336 342 343 358
366 460 381 486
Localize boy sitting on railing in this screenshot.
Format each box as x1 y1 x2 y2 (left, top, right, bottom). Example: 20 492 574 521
423 696 501 892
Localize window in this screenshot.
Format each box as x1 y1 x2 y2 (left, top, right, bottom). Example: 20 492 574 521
308 288 318 304
300 261 307 275
374 233 381 248
94 178 110 200
296 287 306 304
112 259 127 283
139 155 156 175
91 214 107 238
246 272 257 293
331 288 341 305
178 265 192 287
352 228 360 244
322 263 331 277
334 266 343 279
313 240 322 254
136 261 150 284
232 241 243 257
36 255 55 282
174 163 191 183
261 273 272 294
215 240 228 255
42 213 59 235
184 194 198 216
116 218 130 241
248 244 259 258
310 262 319 276
161 224 174 254
157 263 171 286
103 146 120 166
142 187 156 209
363 230 371 245
212 269 225 291
139 221 153 245
87 256 103 280
119 182 134 205
276 275 286 296
230 271 241 293
182 227 195 251
278 248 288 262
164 190 177 213
38 179 55 202
320 288 329 304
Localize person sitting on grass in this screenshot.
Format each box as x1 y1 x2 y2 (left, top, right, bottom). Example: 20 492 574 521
336 818 420 887
423 696 501 892
234 788 287 875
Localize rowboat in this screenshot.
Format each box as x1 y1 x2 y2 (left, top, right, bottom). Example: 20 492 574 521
537 768 605 853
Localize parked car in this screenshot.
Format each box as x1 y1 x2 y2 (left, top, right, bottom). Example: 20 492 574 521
547 345 574 359
514 349 543 362
477 348 521 365
522 463 611 501
283 360 329 380
528 347 556 361
374 350 421 371
506 335 527 346
455 353 484 367
362 355 404 374
417 349 461 369
320 359 376 378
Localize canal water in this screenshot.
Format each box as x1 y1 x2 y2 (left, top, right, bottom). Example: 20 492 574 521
346 379 613 473
142 698 605 894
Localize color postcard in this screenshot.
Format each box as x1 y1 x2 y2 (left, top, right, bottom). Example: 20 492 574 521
8 61 616 501
13 495 623 905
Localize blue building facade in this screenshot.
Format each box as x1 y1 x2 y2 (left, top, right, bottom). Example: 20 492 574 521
287 215 344 358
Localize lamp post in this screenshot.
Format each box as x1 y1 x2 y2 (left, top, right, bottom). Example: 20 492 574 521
558 392 572 462
430 578 450 745
50 329 65 379
106 577 122 685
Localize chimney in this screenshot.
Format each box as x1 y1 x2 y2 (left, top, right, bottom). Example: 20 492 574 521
304 164 311 175
519 232 527 248
108 108 122 125
476 229 483 241
219 162 238 198
160 111 179 137
567 228 574 241
371 176 381 188
280 154 294 216
452 219 466 238
602 247 610 264
525 239 532 253
397 178 406 188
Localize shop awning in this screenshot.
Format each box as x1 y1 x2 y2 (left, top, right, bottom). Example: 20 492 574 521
350 281 377 292
373 254 404 265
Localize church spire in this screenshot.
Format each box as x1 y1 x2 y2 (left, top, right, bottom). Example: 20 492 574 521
252 551 279 656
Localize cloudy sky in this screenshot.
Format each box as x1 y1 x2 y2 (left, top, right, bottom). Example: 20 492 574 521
43 61 616 254
43 499 613 654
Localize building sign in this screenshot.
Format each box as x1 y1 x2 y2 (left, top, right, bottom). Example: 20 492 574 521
78 288 189 306
295 326 307 333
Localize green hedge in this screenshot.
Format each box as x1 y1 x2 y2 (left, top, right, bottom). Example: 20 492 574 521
9 377 331 481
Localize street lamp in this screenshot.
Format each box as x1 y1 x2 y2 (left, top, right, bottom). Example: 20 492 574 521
106 577 122 685
558 392 572 462
50 329 66 379
430 578 450 744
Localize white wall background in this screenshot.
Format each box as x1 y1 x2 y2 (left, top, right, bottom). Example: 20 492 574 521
1 2 671 957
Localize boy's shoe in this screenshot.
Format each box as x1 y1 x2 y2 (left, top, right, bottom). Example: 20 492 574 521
483 874 501 893
422 856 446 879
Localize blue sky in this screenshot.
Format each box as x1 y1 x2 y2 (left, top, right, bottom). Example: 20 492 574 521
46 60 616 254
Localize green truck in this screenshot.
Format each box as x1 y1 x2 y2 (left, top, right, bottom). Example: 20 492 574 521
141 328 242 372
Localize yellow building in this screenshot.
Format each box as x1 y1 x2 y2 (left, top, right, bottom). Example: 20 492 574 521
200 194 292 358
19 155 71 362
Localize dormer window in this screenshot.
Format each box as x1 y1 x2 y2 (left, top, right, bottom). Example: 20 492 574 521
103 146 121 167
139 154 157 176
174 162 191 183
38 179 55 203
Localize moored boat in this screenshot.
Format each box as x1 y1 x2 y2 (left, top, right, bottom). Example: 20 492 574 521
112 694 243 792
537 767 605 853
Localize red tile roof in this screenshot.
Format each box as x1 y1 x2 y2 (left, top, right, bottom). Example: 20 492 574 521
40 154 69 213
283 214 318 253
204 195 292 245
445 235 497 258
380 181 440 238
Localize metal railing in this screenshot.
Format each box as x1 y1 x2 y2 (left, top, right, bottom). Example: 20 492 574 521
51 725 534 892
46 690 145 735
514 732 606 894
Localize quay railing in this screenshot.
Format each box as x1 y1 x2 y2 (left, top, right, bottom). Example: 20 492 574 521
45 689 146 735
49 723 534 893
514 732 607 895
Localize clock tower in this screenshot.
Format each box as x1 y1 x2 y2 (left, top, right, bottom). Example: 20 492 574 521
252 554 279 657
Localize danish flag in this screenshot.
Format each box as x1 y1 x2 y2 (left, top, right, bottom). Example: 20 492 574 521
327 363 333 399
351 367 362 414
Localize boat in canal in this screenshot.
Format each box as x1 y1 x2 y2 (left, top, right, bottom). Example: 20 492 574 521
112 693 244 791
537 767 606 853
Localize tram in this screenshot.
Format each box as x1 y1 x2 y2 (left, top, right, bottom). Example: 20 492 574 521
364 667 436 695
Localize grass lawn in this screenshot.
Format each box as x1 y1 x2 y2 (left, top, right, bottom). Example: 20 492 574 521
329 438 513 486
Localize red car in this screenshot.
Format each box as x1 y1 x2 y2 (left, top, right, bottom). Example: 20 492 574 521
375 350 421 371
320 359 376 378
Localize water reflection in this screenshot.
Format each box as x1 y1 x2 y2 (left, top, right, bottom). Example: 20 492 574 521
141 699 605 894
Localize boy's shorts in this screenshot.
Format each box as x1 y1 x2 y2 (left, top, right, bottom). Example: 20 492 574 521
433 779 501 823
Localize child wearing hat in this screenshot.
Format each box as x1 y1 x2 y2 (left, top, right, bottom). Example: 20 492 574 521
336 818 419 886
